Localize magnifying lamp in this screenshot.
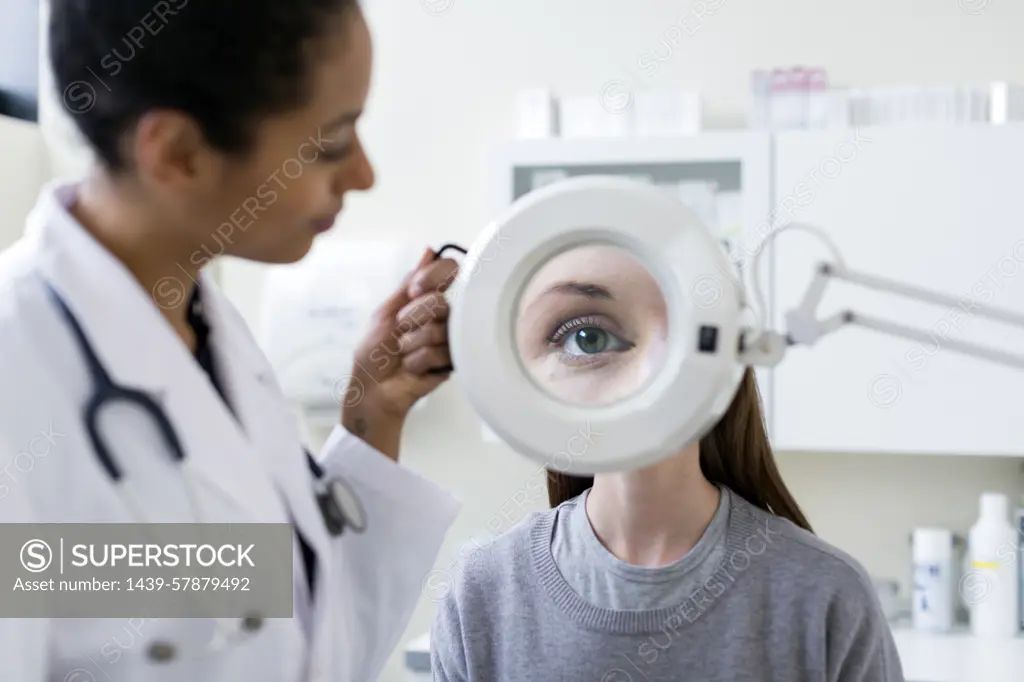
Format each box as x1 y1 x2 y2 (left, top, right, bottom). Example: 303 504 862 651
446 176 1024 476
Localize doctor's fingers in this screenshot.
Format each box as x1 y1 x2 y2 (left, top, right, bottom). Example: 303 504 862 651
396 292 449 330
409 257 459 298
402 344 451 375
397 321 447 352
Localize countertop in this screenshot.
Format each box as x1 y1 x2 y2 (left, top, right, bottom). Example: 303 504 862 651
892 626 1024 682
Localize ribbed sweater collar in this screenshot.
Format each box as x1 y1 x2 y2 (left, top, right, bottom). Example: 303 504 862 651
529 488 768 634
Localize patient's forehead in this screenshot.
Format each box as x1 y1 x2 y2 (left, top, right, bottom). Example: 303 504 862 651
521 245 656 300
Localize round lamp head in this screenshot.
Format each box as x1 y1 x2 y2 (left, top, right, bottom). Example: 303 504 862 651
448 176 747 475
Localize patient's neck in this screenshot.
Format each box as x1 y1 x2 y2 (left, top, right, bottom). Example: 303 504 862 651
586 445 719 567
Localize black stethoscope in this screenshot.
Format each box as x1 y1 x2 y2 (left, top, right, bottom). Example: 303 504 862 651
35 243 468 663
42 280 366 539
40 244 467 534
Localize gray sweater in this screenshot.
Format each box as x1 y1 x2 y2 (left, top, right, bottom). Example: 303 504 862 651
431 488 903 682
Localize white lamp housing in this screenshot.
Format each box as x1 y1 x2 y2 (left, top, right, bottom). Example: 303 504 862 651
448 176 747 475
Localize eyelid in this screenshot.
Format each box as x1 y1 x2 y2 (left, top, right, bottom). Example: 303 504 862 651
319 143 353 161
549 315 605 343
547 314 633 348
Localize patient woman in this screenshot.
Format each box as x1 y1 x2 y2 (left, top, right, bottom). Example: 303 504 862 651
431 244 903 681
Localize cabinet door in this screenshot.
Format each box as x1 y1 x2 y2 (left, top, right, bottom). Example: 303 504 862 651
771 125 1024 456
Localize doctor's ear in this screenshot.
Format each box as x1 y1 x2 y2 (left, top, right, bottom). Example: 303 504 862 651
129 110 227 190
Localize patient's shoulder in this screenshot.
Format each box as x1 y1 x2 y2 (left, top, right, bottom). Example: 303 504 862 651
444 507 556 597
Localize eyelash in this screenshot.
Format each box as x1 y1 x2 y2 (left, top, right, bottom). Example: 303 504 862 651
549 315 603 344
319 145 353 162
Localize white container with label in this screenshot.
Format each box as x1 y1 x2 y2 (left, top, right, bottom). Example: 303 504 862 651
911 527 955 633
967 492 1019 637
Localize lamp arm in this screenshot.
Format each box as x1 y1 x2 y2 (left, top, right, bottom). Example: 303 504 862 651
828 263 1024 328
842 310 1024 370
736 221 1024 370
754 261 1024 371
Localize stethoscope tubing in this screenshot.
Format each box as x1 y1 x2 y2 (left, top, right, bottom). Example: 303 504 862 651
42 278 361 537
37 277 370 663
46 282 189 481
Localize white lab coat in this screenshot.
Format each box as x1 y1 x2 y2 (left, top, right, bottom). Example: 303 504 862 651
0 182 461 682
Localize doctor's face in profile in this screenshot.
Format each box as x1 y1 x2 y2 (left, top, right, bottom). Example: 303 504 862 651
515 244 669 406
127 7 375 265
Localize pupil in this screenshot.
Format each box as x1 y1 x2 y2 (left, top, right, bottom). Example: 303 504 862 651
575 328 607 353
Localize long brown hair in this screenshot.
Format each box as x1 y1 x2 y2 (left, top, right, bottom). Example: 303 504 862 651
546 368 813 532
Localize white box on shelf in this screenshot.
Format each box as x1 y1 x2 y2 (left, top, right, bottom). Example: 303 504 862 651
558 95 633 138
632 91 701 136
988 82 1024 124
517 89 559 139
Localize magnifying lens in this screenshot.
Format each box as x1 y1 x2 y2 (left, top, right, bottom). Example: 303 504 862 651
447 175 749 476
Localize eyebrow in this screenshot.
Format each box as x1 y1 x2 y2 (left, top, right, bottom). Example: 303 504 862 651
541 281 615 300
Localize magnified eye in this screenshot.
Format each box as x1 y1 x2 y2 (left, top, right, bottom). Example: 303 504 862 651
549 316 634 365
563 327 626 356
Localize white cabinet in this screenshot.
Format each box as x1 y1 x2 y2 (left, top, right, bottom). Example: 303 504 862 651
771 125 1024 456
488 133 776 437
487 126 1024 456
0 115 46 250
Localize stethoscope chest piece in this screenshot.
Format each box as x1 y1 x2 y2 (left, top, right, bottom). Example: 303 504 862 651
316 476 366 536
241 613 265 632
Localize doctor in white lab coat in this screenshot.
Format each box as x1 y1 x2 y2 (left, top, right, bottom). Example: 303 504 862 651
0 1 463 680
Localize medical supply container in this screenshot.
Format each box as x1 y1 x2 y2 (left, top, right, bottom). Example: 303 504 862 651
967 492 1019 637
911 527 955 632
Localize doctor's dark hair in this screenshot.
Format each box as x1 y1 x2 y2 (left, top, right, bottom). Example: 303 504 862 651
547 368 814 533
48 0 362 172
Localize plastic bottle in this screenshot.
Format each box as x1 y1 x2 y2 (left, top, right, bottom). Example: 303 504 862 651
790 67 806 129
805 68 830 129
912 527 954 632
768 68 792 130
750 70 771 130
967 492 1020 637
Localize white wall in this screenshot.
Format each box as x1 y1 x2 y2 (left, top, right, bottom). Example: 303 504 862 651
24 0 1024 680
0 0 39 111
36 0 94 181
0 115 46 249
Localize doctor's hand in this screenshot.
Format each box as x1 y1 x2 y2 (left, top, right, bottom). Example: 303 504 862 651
339 248 459 461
